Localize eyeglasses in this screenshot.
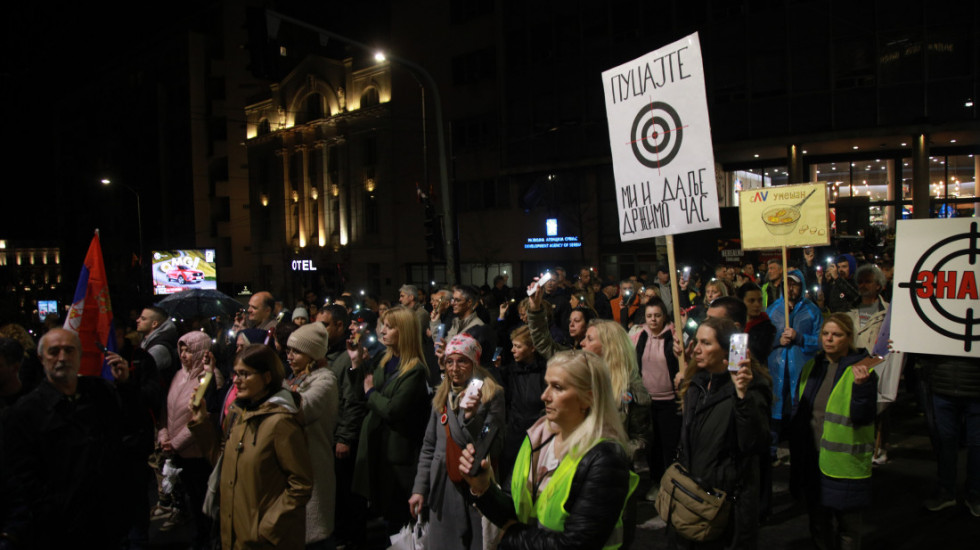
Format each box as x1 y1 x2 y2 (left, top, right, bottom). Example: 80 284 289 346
232 370 258 380
450 296 467 303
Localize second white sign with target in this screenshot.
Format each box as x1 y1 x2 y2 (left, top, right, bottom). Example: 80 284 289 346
602 32 720 241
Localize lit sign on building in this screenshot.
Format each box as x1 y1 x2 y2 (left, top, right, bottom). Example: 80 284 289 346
291 260 318 272
525 218 582 249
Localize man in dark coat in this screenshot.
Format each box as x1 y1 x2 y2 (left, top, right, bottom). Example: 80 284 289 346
1 328 138 548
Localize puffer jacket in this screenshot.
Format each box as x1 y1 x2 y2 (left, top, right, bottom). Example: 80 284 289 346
472 418 634 550
676 368 771 547
190 388 313 550
158 331 211 457
917 353 980 399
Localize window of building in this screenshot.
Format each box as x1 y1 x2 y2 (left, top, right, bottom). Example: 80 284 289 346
297 93 325 124
360 87 380 108
450 0 493 23
458 179 509 211
452 115 496 151
257 118 271 136
451 48 496 86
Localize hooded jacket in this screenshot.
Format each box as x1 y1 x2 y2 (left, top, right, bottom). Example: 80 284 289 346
767 269 822 421
159 331 212 457
190 388 313 550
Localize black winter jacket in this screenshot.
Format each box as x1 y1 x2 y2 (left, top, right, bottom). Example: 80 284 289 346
497 356 547 481
473 440 632 550
675 369 771 548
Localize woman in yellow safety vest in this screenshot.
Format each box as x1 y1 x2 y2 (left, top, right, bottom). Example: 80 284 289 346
789 313 878 550
459 350 639 549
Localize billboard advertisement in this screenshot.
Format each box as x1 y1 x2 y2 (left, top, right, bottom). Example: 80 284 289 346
152 249 217 295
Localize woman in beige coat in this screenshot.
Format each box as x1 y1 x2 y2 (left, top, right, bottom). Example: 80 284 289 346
190 343 313 550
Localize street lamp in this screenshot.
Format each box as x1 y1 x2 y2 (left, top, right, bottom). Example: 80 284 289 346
266 10 458 285
100 178 144 267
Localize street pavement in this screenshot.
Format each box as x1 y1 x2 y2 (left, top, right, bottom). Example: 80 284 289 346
149 389 979 549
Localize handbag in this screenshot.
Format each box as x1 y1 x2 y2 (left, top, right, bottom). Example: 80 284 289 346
387 519 428 550
655 462 731 542
202 452 222 519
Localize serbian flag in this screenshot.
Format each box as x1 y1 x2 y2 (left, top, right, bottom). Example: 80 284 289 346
64 230 117 378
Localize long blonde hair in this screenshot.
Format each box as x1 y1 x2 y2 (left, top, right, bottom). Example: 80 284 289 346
380 306 427 377
548 350 628 459
432 362 502 410
587 319 639 401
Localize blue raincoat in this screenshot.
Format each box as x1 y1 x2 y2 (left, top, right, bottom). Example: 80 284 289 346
766 269 822 421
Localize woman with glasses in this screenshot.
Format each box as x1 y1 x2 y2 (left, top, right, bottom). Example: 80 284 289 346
189 343 313 550
409 333 505 549
350 306 431 534
285 322 340 549
459 350 638 549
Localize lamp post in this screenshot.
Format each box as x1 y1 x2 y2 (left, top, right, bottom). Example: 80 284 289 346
100 178 144 267
266 10 458 285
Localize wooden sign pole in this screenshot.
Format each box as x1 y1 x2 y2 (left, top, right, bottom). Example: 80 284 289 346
782 246 791 322
666 235 688 374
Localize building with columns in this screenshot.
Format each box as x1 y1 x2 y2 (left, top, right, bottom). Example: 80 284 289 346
244 54 424 298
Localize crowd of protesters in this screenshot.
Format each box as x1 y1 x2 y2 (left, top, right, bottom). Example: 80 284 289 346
0 240 977 550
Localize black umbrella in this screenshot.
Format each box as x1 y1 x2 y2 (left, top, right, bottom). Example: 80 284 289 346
155 289 245 320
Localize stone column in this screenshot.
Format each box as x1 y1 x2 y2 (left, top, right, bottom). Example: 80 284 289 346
298 144 310 248
912 134 930 219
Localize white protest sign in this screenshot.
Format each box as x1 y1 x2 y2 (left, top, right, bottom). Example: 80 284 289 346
602 32 720 242
891 219 979 358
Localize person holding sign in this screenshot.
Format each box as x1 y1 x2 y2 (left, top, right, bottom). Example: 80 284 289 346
766 269 822 461
788 313 877 550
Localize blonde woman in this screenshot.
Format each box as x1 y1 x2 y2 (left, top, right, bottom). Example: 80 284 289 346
410 333 505 549
581 319 651 456
459 350 639 549
349 306 431 534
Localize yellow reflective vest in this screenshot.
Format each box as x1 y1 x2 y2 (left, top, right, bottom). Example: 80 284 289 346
510 437 639 550
799 359 875 479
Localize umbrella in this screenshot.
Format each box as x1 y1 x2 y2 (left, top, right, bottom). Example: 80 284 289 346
155 289 245 320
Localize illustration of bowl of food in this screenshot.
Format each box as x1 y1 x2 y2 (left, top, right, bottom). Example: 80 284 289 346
762 188 817 235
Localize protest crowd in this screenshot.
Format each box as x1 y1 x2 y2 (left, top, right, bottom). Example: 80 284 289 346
1 234 978 550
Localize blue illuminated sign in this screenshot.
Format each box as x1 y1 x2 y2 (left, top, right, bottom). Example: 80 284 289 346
525 218 582 249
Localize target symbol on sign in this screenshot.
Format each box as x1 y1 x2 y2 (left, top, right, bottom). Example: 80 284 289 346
628 100 687 172
896 221 979 352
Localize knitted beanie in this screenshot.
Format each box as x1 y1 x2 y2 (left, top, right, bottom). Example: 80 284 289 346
287 321 329 359
445 333 482 365
292 306 309 321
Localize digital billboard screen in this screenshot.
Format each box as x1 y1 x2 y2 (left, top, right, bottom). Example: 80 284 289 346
152 249 217 295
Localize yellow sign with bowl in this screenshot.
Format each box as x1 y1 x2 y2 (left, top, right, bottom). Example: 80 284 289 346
738 182 830 250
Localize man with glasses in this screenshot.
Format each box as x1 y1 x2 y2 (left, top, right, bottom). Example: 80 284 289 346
432 285 484 366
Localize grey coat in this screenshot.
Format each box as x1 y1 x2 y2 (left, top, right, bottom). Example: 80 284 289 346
412 389 506 550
